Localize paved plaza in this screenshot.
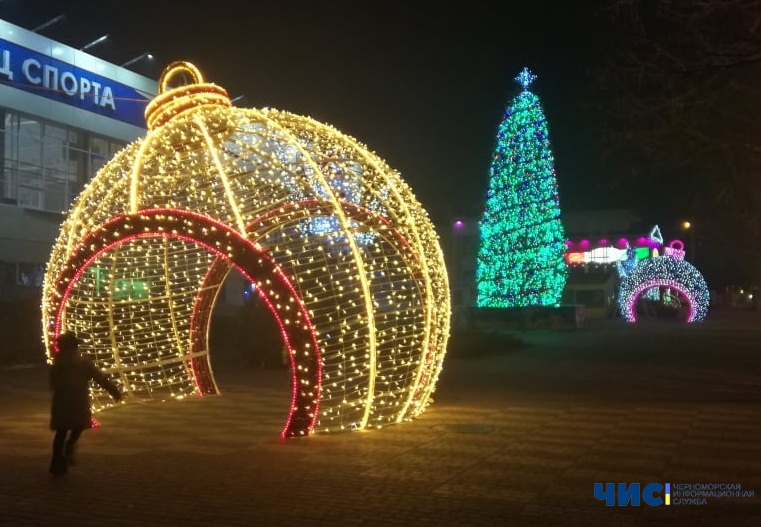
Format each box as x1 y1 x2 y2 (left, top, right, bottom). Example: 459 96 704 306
1 310 760 526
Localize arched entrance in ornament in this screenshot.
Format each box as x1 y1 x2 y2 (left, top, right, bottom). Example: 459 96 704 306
628 282 692 322
618 257 710 323
48 203 428 437
50 209 321 437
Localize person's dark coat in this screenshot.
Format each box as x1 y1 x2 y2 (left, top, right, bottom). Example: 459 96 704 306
49 354 121 431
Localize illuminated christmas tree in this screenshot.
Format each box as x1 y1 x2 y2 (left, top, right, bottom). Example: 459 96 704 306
475 67 567 308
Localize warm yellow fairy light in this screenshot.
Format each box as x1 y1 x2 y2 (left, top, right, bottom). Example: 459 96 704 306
41 61 451 436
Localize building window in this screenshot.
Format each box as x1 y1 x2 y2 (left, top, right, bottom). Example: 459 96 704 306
89 136 110 175
0 110 125 213
18 263 45 287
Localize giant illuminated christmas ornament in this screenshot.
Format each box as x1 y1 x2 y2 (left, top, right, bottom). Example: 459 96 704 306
565 225 709 322
41 62 451 437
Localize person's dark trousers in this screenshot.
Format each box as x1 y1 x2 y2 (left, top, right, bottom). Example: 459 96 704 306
50 429 83 475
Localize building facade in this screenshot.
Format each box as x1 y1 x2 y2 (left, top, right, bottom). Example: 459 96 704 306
0 18 157 302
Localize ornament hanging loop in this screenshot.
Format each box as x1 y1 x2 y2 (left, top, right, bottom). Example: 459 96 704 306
159 61 205 94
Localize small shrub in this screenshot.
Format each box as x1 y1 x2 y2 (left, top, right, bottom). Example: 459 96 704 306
446 329 525 359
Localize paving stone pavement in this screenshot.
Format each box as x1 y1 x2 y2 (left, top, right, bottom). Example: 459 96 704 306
1 310 761 526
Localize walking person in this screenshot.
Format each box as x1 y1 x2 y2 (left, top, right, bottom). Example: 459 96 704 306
48 331 122 475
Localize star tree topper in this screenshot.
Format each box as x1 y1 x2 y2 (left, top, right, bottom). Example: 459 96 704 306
515 67 537 91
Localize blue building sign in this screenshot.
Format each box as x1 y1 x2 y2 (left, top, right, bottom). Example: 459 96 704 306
0 38 152 128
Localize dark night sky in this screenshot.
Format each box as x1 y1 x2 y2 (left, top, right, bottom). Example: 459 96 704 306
0 0 611 224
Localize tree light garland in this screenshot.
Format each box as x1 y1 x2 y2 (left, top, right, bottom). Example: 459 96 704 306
41 62 451 437
475 67 567 308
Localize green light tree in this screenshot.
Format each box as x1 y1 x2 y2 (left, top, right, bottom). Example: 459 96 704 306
475 67 567 308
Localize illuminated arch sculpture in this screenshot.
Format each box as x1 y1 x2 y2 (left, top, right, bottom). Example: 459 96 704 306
617 256 709 323
41 62 451 437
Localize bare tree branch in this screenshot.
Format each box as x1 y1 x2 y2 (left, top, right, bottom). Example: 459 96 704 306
587 0 761 283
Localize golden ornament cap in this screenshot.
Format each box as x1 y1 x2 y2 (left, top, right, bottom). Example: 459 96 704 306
144 61 231 130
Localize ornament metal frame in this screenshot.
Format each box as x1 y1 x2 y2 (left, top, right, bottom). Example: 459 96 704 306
42 62 451 437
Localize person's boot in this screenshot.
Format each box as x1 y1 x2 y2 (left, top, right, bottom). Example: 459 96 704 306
49 456 67 475
64 442 76 465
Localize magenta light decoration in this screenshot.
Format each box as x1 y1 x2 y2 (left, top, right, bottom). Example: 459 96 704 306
618 256 709 323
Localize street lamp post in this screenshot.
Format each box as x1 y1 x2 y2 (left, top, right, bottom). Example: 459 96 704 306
32 14 66 33
121 52 154 68
681 221 695 261
80 34 109 52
